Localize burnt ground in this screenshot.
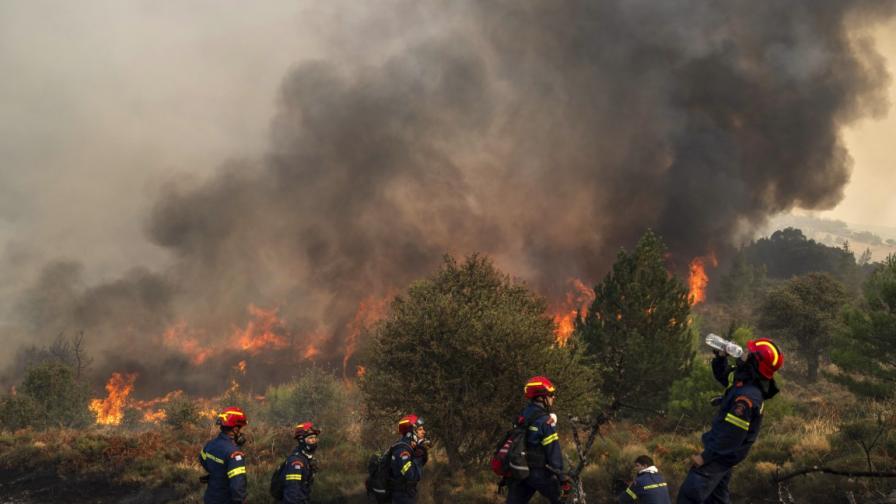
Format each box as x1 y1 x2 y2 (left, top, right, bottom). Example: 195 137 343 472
0 467 182 504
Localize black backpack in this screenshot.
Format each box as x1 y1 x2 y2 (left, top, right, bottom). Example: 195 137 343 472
269 460 287 500
490 412 548 480
366 441 407 503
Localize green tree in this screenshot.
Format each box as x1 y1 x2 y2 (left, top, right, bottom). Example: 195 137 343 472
19 362 91 428
831 254 896 398
577 230 694 413
359 254 597 469
759 273 848 382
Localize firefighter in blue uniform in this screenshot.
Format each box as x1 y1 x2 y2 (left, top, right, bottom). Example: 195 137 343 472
388 414 429 504
677 338 783 504
199 406 248 504
280 421 320 504
618 455 671 504
507 375 572 504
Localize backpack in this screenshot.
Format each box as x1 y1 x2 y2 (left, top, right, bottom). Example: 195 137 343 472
490 412 547 480
269 459 287 500
366 442 403 503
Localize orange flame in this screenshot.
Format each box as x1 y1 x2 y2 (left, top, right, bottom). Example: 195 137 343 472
234 304 289 354
163 322 213 365
235 360 247 375
688 252 718 305
343 295 390 376
89 372 137 425
356 365 367 378
303 344 319 360
552 278 595 346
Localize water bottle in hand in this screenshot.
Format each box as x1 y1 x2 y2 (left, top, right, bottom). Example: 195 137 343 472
704 333 743 359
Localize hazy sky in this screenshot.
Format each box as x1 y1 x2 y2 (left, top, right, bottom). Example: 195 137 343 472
823 18 896 228
1 1 894 292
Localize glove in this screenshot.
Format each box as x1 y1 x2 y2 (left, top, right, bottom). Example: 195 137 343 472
199 474 210 484
712 348 727 357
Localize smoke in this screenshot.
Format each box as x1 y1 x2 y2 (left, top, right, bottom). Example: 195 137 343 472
3 0 894 396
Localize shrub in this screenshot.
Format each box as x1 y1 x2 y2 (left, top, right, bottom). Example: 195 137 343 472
18 362 91 428
164 394 201 429
259 366 354 438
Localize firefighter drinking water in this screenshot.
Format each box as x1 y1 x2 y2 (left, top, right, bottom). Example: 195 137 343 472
677 338 783 504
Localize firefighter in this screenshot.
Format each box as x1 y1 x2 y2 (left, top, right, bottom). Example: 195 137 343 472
507 376 572 504
618 455 671 504
388 414 429 504
677 338 783 504
279 421 321 504
199 406 248 504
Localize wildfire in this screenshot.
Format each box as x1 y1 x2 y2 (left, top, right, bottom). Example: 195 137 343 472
356 365 367 378
235 360 247 375
552 278 595 346
90 372 137 425
163 322 213 365
303 344 319 360
343 295 390 376
235 304 289 354
688 252 718 305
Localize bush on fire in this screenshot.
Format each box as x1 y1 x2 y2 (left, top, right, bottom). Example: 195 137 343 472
359 253 597 469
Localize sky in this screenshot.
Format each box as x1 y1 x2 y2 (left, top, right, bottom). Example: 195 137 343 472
823 17 896 228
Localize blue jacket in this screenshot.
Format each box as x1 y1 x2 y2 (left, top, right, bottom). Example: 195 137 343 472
280 448 315 504
700 355 767 467
388 434 424 493
618 469 671 504
199 432 247 504
520 402 563 475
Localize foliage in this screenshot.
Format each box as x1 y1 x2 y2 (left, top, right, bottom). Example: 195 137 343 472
163 393 202 429
666 359 720 429
359 254 598 469
259 366 355 438
717 250 767 307
831 254 896 399
0 394 41 431
742 227 861 286
577 230 694 413
759 273 849 382
11 362 92 429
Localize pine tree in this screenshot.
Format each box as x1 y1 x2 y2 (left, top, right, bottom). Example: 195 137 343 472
831 254 896 398
759 272 848 382
577 230 694 414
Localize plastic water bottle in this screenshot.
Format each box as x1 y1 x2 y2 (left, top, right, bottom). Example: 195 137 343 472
704 333 743 359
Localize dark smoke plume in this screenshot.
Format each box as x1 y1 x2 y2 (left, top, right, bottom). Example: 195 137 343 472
8 0 895 396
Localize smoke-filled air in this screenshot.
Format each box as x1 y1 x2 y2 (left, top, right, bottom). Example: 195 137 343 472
2 0 894 397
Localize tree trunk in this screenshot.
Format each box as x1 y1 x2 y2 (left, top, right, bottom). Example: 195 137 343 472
807 354 818 382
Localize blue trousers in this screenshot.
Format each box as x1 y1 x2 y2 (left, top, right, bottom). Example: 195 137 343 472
676 462 732 504
392 489 417 504
507 470 561 504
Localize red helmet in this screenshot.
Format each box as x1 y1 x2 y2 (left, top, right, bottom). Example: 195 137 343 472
747 338 783 379
294 421 320 440
398 414 424 435
216 406 248 428
524 376 556 399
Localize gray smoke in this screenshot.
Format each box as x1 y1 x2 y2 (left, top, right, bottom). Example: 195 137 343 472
6 0 895 395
